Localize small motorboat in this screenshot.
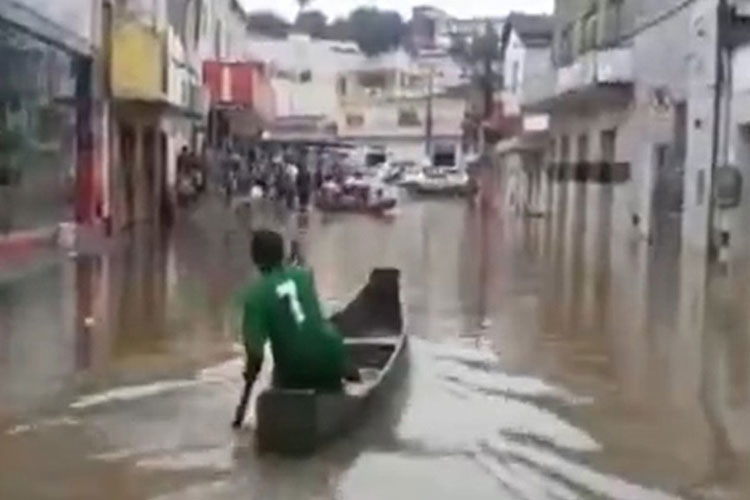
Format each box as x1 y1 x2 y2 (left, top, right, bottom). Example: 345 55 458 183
255 268 406 455
315 177 397 213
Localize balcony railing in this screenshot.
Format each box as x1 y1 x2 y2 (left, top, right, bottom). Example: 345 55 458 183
556 46 633 95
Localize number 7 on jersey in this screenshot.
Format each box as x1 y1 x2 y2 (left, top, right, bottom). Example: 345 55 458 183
276 280 306 325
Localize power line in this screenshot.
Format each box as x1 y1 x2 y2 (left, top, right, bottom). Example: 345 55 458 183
614 0 699 45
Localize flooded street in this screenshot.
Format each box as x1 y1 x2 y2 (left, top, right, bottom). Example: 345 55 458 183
1 195 749 500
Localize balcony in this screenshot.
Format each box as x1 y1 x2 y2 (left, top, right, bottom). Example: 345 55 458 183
110 18 166 102
523 46 634 112
557 47 633 93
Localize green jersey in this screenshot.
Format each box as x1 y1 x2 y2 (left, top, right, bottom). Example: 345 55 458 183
242 266 345 389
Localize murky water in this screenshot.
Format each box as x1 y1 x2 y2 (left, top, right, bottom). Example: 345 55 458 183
0 195 748 499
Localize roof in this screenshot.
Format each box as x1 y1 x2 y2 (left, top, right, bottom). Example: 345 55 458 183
503 13 553 48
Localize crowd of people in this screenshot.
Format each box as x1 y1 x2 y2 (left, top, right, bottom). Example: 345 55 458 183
174 142 393 218
217 146 350 212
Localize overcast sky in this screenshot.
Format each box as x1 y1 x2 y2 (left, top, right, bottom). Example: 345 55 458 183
239 0 553 21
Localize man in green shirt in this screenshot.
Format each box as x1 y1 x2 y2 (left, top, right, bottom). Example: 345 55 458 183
236 230 346 422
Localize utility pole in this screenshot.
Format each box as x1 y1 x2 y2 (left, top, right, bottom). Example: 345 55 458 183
424 65 434 159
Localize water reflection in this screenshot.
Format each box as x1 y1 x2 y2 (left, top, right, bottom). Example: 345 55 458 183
524 175 750 498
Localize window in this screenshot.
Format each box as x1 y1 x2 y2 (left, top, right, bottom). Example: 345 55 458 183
577 133 589 162
579 9 598 53
346 114 364 128
433 144 456 167
673 102 687 165
576 133 590 181
398 108 421 127
560 135 570 163
338 77 347 96
511 61 520 93
600 129 618 183
548 138 557 163
601 129 616 163
193 0 202 47
559 23 574 66
603 0 624 45
358 71 387 89
655 144 669 170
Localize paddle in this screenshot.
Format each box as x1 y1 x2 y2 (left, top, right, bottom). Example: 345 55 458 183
232 370 253 429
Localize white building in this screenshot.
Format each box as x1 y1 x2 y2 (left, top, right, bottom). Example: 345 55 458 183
410 5 504 51
247 34 363 120
496 13 554 216
336 49 466 165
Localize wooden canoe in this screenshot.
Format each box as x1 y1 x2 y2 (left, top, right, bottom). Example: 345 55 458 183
255 268 406 455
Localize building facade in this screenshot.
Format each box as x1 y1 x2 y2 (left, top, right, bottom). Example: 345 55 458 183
108 0 206 230
523 0 694 291
497 13 554 216
0 0 103 237
336 50 465 165
107 0 256 231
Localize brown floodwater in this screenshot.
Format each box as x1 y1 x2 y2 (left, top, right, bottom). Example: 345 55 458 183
0 193 748 499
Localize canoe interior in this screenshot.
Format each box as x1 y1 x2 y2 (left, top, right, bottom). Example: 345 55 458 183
348 341 397 370
255 268 405 455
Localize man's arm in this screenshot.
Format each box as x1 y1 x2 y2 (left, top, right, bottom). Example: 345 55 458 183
232 348 263 429
232 289 267 429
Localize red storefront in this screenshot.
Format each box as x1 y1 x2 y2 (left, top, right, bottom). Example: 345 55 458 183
203 61 275 145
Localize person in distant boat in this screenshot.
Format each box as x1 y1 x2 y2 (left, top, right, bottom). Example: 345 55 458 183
238 230 348 402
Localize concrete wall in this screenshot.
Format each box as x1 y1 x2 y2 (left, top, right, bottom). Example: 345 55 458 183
503 30 526 116
682 0 719 256
338 96 464 141
345 136 461 165
720 3 750 303
548 0 693 238
727 45 750 265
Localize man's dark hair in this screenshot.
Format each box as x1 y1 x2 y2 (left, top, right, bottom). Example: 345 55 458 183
251 230 284 272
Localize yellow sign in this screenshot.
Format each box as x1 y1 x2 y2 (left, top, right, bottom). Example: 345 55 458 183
111 20 165 101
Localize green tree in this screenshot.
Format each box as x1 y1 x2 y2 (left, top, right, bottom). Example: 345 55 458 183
296 0 311 15
348 8 405 56
247 11 291 39
295 10 327 38
448 34 469 63
472 22 501 120
324 17 351 41
449 22 502 149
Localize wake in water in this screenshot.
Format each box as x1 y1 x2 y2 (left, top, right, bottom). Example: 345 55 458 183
341 337 682 500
